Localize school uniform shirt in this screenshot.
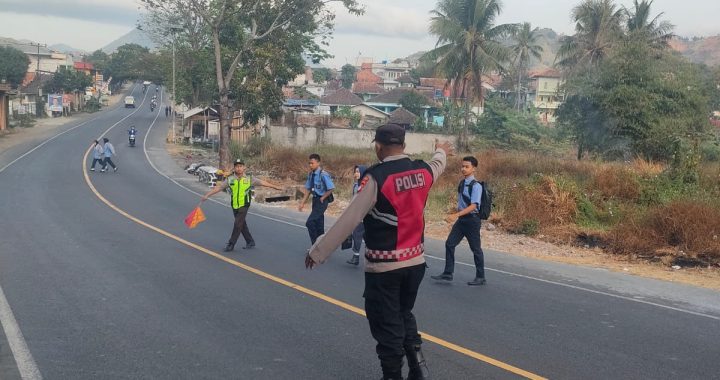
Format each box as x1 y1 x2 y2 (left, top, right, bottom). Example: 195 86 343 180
103 143 116 157
308 149 447 273
305 168 334 197
93 144 104 159
458 176 482 214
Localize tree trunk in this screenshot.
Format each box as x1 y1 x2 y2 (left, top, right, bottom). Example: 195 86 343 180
460 78 470 152
517 69 522 111
219 93 231 169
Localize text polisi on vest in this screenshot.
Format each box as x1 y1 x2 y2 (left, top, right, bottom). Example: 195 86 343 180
394 172 427 193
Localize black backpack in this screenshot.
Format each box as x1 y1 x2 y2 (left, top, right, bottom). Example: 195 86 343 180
458 180 493 220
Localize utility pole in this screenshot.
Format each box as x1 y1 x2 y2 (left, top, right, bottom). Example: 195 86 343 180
28 42 46 73
169 25 182 144
172 33 176 143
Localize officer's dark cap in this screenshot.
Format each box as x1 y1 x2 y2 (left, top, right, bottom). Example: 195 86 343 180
233 159 245 166
373 124 405 145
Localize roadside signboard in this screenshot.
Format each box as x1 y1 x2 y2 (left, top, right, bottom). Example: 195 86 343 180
48 94 63 112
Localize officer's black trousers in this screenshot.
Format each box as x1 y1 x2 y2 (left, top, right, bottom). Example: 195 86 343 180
364 263 426 377
229 206 254 246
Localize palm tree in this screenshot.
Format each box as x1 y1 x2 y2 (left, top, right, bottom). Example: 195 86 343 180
556 0 624 73
510 22 544 111
425 0 515 151
624 0 674 51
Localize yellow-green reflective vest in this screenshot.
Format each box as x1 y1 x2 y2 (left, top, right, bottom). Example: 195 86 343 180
229 176 252 209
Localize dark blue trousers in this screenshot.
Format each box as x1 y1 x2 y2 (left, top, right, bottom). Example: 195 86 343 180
306 196 328 244
443 215 485 279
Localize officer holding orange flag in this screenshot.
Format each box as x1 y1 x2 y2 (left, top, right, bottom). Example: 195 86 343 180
201 159 283 252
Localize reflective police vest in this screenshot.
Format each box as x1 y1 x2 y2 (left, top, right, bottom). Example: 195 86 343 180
228 176 252 209
362 158 433 262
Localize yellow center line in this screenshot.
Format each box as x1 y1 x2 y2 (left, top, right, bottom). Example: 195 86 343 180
81 146 546 380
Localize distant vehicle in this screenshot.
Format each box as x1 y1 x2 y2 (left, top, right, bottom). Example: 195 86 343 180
124 96 135 108
143 81 151 86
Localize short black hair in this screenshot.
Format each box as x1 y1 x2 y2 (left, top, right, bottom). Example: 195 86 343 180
462 156 478 168
309 153 321 162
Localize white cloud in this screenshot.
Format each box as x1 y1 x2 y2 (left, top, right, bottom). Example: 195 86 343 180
331 1 433 39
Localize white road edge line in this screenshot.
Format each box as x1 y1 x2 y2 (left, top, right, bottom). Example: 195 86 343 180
0 84 146 380
0 286 41 380
141 98 720 323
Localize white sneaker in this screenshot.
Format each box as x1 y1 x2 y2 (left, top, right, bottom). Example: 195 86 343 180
90 168 95 171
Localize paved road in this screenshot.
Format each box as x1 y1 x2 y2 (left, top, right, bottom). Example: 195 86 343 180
1 84 719 379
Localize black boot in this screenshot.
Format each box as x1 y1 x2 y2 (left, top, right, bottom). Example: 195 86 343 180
405 345 429 380
381 356 404 380
347 254 360 265
224 242 235 252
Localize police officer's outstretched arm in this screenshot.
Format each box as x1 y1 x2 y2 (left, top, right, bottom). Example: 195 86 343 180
429 139 454 180
201 181 227 202
306 176 376 269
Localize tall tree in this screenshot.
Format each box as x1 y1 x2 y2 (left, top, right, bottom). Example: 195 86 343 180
510 22 543 111
85 50 110 76
340 64 357 89
142 0 363 168
0 46 30 88
556 0 624 73
44 66 92 93
624 0 673 51
425 0 514 151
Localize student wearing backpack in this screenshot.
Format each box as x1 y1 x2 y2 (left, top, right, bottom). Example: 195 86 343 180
431 156 486 286
298 153 335 245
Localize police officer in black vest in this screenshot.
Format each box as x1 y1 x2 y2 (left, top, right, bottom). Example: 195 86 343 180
305 124 453 380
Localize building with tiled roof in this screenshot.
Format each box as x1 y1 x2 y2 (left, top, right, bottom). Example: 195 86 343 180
320 88 363 114
388 108 418 129
356 63 382 84
351 82 386 101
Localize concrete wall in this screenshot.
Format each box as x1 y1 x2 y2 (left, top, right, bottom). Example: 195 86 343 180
268 125 456 154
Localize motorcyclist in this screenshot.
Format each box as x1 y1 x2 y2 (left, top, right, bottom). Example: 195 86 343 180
128 126 137 146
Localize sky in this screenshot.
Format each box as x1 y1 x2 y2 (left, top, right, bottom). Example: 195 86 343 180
1 0 719 68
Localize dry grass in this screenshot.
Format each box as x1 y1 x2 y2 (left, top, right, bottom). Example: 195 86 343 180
609 200 720 266
238 144 720 269
590 166 641 201
501 175 578 233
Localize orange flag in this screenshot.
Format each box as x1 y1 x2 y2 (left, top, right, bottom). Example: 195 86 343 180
184 206 206 229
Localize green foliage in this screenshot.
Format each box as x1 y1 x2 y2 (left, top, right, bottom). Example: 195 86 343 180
44 66 92 93
85 50 110 76
334 106 361 128
473 96 564 152
85 97 102 113
340 64 356 89
399 91 428 118
107 43 159 83
312 68 333 84
0 46 30 87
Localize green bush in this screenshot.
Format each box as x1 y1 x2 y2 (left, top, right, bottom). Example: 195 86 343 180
85 97 101 113
517 219 540 236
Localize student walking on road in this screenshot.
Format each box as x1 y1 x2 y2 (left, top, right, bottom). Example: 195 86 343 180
90 140 104 171
201 159 283 252
298 154 335 245
100 138 117 172
305 124 453 380
347 164 367 266
431 156 486 286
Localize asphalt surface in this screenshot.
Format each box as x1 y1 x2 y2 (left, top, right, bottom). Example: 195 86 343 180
1 83 720 379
